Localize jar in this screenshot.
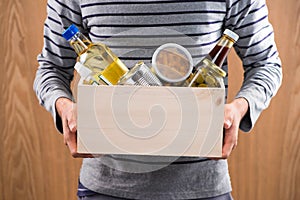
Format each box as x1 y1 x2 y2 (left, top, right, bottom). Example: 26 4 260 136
188 58 226 88
151 43 193 86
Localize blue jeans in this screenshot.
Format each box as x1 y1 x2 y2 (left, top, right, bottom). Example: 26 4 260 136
78 192 233 200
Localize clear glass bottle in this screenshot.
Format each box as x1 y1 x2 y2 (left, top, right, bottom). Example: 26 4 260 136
62 24 129 85
188 29 239 87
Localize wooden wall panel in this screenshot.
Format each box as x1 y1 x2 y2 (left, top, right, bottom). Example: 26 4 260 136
0 0 299 200
0 1 82 200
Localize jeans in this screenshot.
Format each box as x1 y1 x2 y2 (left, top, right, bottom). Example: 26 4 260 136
78 192 233 200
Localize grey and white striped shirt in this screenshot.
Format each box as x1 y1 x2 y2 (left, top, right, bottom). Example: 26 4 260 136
34 0 282 199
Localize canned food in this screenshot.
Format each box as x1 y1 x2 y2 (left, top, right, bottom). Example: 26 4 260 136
118 61 162 86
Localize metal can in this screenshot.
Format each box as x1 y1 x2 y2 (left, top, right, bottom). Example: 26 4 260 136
118 61 162 86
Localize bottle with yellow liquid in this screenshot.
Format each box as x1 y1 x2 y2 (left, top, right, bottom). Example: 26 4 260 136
187 29 239 88
62 24 129 85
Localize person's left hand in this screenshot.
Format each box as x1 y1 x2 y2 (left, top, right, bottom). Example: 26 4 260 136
222 98 249 159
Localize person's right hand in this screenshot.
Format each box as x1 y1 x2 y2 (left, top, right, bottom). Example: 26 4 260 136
56 97 95 158
55 97 79 157
56 97 99 158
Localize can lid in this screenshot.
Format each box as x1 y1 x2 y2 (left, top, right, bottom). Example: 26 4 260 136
152 43 193 83
224 29 239 42
62 24 79 41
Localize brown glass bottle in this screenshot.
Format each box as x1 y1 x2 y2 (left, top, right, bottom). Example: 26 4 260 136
188 29 239 87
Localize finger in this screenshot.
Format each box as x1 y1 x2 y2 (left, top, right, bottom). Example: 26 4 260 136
62 117 70 145
66 119 79 157
222 142 234 158
69 105 78 133
223 119 232 129
63 119 78 157
65 131 78 157
68 119 77 133
222 128 238 158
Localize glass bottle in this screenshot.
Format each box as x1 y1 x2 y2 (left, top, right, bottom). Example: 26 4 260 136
188 29 239 87
62 24 129 85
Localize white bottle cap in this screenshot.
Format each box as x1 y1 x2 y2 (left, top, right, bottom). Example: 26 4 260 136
74 62 93 79
224 29 239 42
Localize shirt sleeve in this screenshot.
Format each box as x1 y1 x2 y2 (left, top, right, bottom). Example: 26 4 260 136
33 0 83 133
225 0 283 132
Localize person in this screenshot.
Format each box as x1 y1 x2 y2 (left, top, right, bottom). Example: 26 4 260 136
34 0 282 199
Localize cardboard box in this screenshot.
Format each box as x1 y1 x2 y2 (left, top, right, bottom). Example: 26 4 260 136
77 84 224 157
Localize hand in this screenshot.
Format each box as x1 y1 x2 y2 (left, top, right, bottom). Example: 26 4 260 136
222 98 249 159
55 97 79 157
55 97 93 158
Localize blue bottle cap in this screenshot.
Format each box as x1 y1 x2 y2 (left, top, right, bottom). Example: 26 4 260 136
62 24 79 41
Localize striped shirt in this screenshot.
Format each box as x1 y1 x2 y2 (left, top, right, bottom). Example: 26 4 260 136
34 0 282 199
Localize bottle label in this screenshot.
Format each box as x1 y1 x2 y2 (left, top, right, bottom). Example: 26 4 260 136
100 58 129 85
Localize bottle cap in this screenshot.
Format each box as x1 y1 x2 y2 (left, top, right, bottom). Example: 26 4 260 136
74 62 92 79
62 24 79 41
152 43 193 84
224 29 239 42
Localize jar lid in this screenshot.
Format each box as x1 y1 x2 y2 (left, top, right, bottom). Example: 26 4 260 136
152 43 193 83
224 29 239 42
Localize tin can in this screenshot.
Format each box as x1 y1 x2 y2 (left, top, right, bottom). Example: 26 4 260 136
118 61 162 86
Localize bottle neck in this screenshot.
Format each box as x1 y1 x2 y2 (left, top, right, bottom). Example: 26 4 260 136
69 32 92 55
207 35 236 67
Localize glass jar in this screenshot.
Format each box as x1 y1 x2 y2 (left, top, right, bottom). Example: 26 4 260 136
188 58 226 88
151 43 193 86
